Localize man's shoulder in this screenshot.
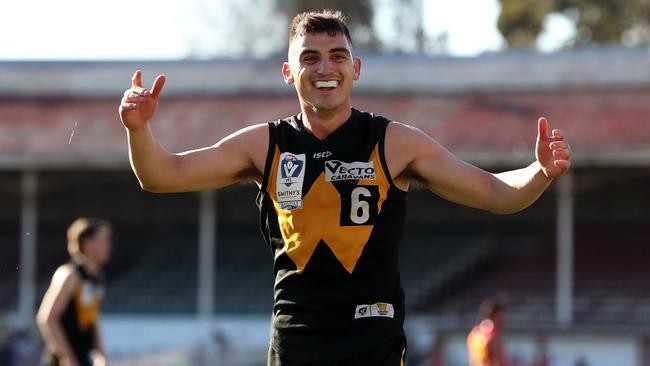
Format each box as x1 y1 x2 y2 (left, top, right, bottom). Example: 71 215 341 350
385 119 422 142
55 262 78 276
353 108 392 124
51 263 81 287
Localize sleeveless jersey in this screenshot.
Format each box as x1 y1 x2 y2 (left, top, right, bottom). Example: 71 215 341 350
258 108 408 363
48 261 105 366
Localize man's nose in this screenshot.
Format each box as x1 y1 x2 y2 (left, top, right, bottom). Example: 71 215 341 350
317 58 334 74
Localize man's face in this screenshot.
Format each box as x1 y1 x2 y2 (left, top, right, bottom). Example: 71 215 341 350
283 32 361 113
83 226 112 266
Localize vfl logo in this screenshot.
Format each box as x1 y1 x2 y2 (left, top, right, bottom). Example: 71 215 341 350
357 306 369 317
280 154 304 187
325 160 376 181
276 152 306 211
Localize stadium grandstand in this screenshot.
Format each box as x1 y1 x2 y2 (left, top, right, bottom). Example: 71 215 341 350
1 47 649 365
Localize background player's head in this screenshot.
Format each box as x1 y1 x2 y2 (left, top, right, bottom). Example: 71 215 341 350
479 298 507 328
283 9 361 114
67 218 112 266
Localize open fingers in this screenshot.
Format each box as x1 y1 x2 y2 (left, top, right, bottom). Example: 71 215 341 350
122 71 164 113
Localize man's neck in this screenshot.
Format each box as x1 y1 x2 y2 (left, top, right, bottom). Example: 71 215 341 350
76 257 100 275
300 103 352 140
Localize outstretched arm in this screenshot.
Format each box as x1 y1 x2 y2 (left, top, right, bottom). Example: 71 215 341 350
119 71 268 192
390 117 571 214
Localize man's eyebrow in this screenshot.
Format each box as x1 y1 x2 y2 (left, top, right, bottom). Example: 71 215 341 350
298 48 351 57
299 49 319 57
329 47 350 54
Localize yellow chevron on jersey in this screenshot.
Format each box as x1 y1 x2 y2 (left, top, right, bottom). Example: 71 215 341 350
267 144 389 274
74 281 102 330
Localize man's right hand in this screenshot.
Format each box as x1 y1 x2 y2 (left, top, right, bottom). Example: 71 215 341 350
119 70 166 131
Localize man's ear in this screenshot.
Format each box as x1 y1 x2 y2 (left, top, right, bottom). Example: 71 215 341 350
353 57 361 81
282 62 294 85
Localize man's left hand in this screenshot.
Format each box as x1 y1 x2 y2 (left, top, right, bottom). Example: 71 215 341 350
535 117 572 179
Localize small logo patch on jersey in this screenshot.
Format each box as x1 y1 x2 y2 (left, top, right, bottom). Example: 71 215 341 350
354 302 394 319
81 282 104 305
277 152 306 210
313 151 332 159
325 160 376 181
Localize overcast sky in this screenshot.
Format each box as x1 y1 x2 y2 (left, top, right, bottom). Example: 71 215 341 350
0 0 574 60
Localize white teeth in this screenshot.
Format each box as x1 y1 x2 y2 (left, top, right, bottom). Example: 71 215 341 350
313 80 339 88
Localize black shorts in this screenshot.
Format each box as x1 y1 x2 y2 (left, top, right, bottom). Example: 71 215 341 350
267 336 406 366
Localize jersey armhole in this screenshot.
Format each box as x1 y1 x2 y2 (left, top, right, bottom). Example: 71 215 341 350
377 119 407 194
260 122 277 192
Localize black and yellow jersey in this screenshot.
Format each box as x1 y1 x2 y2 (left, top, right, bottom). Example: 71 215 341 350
258 108 408 363
47 261 104 366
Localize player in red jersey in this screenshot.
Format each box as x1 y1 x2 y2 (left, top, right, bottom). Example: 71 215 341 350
467 299 508 366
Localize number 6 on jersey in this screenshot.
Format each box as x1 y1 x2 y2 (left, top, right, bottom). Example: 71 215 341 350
340 185 380 226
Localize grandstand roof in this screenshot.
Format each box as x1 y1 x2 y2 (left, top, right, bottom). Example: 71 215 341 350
1 48 649 169
1 47 649 97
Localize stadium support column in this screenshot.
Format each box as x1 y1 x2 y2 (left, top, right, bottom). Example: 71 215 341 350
197 190 216 318
18 170 38 328
555 171 574 327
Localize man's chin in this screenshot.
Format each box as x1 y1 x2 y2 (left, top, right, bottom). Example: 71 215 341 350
307 99 347 113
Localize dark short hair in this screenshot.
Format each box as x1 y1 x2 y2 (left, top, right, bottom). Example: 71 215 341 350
289 9 353 46
67 218 111 257
479 298 507 320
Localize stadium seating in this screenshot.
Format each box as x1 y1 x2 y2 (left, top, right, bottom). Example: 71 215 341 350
103 237 197 313
212 231 274 314
426 226 650 328
4 205 647 330
399 233 502 311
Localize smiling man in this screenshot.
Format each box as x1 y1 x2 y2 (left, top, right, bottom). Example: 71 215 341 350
118 9 571 366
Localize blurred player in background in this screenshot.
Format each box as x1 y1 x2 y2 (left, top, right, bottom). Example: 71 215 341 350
118 9 571 366
37 218 111 366
467 298 508 366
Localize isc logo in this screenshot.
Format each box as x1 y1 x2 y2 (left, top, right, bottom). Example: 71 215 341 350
313 151 332 159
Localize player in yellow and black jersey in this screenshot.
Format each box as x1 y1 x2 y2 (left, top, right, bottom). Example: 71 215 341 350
37 218 111 366
118 9 572 366
258 109 408 364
